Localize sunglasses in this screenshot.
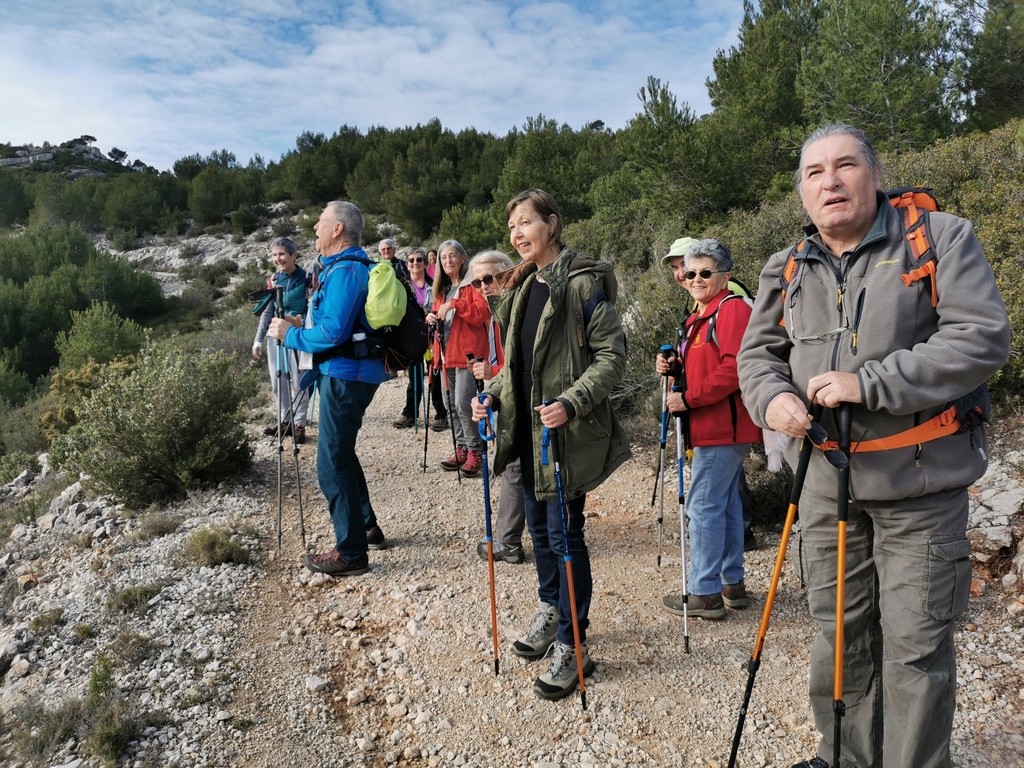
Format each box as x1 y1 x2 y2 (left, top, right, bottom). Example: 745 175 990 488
807 421 849 469
683 269 727 281
408 257 424 263
470 274 497 289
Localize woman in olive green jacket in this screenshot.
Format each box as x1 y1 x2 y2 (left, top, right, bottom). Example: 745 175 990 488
472 189 629 702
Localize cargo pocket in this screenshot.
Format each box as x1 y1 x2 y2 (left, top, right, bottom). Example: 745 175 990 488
925 538 971 621
790 518 807 590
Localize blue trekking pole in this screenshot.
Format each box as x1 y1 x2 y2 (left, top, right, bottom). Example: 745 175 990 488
651 343 674 567
542 401 588 710
476 382 500 675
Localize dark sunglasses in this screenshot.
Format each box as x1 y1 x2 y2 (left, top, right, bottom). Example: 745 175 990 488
683 269 727 281
470 274 497 289
408 257 424 263
807 421 849 469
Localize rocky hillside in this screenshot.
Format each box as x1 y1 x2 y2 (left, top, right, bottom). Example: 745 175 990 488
1 378 1023 767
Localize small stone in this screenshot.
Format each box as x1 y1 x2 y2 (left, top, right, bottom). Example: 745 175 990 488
306 676 329 693
9 658 30 678
346 688 367 706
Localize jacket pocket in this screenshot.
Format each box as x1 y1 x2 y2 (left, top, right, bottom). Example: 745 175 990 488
924 537 971 621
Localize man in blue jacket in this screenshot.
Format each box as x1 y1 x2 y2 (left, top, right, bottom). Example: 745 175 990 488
269 201 390 576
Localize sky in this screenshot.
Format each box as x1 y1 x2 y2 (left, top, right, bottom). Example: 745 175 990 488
0 1 745 173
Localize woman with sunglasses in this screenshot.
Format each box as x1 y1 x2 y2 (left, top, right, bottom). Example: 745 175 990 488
425 240 490 476
393 247 437 429
464 250 527 564
656 236 762 620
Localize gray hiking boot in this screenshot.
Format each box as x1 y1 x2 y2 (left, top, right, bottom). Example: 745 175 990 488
533 640 595 700
511 603 559 659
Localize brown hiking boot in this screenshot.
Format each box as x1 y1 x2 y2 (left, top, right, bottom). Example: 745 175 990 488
366 525 387 550
662 592 726 620
393 415 415 429
302 548 369 577
722 581 749 609
293 425 306 444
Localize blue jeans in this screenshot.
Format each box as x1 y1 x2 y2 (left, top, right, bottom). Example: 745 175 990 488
688 443 749 596
317 375 380 559
521 456 591 645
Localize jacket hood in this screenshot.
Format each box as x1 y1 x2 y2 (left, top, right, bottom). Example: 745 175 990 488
494 248 617 302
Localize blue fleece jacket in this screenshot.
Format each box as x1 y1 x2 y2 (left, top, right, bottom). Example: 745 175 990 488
283 246 389 384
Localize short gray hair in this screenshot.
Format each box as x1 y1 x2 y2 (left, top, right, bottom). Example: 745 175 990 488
269 237 297 255
793 123 883 190
684 239 733 272
325 201 364 245
379 238 397 250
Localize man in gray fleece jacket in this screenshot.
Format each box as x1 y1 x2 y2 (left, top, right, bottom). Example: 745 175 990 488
738 123 1010 768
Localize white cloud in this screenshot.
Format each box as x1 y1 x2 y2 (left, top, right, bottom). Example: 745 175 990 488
0 0 744 171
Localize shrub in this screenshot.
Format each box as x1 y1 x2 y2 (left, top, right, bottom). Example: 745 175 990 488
182 525 251 567
29 608 64 636
55 301 146 371
0 451 39 484
39 358 139 441
50 345 253 505
131 509 182 541
107 583 163 615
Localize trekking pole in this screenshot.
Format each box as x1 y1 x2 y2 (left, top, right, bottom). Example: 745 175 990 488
727 405 820 768
275 292 307 550
436 322 462 483
833 403 852 768
422 354 432 472
473 358 500 676
543 401 588 710
272 287 286 552
651 343 673 567
411 359 421 434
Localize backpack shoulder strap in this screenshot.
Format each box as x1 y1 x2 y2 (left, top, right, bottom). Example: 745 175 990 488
889 187 940 308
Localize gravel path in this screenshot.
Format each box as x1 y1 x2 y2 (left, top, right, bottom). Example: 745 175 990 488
203 376 1024 768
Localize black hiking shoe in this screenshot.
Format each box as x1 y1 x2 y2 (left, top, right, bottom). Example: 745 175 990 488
303 549 369 577
476 541 525 564
393 415 415 429
791 759 829 768
744 527 760 551
366 525 387 550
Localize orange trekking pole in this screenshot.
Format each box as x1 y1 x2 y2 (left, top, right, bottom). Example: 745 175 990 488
833 403 852 767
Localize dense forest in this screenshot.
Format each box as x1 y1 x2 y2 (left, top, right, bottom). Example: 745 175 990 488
0 0 1022 472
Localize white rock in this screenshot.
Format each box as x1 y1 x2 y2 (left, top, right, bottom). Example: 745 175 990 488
306 676 329 693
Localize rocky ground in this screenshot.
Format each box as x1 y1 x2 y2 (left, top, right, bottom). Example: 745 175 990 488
2 378 1023 767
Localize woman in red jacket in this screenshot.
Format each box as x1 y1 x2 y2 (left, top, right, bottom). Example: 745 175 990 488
425 239 490 476
656 237 762 620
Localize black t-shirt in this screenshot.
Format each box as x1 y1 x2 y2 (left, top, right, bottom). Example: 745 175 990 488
515 279 550 457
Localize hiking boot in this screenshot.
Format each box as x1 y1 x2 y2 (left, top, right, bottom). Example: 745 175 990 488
441 446 468 471
533 640 595 700
302 548 369 577
366 525 387 551
722 581 749 609
264 422 292 437
429 416 448 432
662 591 726 620
293 425 306 444
476 540 525 564
460 449 483 476
511 603 559 659
393 415 415 429
791 759 830 768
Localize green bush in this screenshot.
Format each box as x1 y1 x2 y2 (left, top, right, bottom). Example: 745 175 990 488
50 345 253 504
107 584 163 615
55 301 146 371
0 450 38 484
182 525 251 567
40 358 139 441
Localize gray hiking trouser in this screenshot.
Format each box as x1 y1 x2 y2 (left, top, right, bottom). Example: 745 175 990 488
798 485 970 768
496 459 525 548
